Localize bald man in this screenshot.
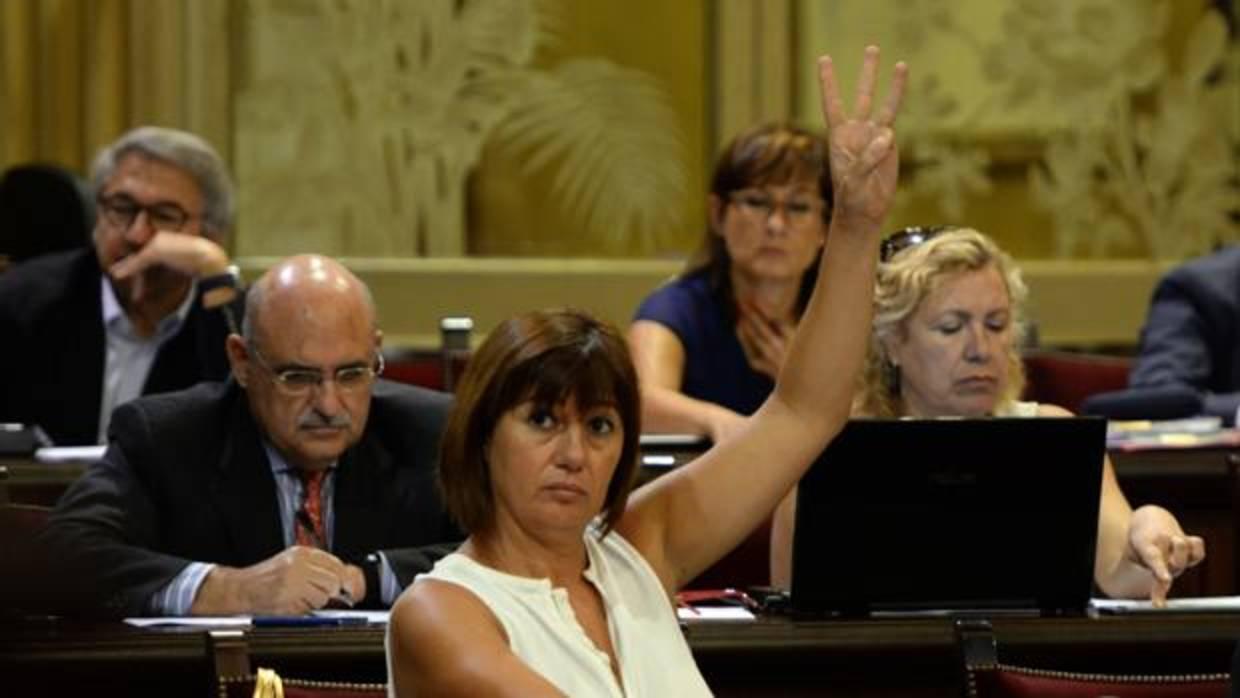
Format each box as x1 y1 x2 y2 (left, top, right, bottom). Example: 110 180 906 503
35 255 461 617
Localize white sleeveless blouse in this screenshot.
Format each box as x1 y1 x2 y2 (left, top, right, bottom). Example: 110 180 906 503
389 526 712 697
995 400 1039 417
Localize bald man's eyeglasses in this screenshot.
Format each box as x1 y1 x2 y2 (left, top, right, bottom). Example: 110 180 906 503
879 225 952 262
247 343 384 396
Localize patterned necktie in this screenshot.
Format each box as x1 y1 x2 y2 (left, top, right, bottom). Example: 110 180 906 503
295 469 327 549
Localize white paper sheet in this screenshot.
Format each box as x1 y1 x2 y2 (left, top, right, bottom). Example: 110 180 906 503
35 445 106 463
1090 596 1240 614
676 606 756 621
124 616 252 628
123 610 391 628
312 609 390 624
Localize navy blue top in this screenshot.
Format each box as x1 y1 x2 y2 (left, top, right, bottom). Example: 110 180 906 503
633 272 773 416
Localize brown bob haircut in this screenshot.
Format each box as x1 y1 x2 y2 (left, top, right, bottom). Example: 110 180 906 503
438 308 642 536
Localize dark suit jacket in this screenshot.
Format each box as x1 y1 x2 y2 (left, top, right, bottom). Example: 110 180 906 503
38 379 461 617
0 248 234 445
1129 245 1240 424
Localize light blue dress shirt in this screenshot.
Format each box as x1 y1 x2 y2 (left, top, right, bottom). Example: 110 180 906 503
147 442 400 614
97 277 195 443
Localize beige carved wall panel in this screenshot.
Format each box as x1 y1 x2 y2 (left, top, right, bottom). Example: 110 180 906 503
796 0 1238 259
711 0 794 153
233 0 694 259
3 0 1222 350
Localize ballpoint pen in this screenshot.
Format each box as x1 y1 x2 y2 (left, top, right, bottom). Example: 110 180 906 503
295 509 355 608
330 588 356 609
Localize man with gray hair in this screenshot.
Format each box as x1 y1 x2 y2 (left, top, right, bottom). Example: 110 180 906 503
37 255 460 616
0 126 242 445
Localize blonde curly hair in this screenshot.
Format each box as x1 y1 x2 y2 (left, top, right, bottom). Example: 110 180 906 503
854 227 1029 418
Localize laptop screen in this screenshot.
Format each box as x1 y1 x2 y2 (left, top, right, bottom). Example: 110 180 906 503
791 417 1106 617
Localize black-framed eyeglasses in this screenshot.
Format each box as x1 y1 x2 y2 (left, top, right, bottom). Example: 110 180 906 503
247 343 384 397
727 189 825 225
97 193 198 232
879 225 953 262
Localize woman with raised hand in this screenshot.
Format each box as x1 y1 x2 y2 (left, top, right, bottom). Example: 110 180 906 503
387 47 907 696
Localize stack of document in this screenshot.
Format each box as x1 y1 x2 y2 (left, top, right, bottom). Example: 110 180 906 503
124 609 390 628
1106 417 1239 450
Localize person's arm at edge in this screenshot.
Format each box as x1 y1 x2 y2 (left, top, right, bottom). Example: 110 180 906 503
619 48 908 593
1129 274 1240 421
388 579 566 698
627 320 747 442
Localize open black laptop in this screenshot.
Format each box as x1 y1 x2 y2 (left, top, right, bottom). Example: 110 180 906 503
791 417 1106 618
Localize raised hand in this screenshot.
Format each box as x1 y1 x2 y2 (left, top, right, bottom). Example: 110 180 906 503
736 301 793 381
818 46 908 230
108 231 230 303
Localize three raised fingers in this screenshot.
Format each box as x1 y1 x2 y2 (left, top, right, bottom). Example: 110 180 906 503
817 45 909 129
853 45 880 120
875 62 909 128
818 56 846 128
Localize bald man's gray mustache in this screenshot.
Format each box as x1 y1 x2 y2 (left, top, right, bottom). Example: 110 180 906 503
298 411 352 429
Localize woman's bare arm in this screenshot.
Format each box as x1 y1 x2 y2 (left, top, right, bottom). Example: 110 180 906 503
627 320 748 442
769 487 798 589
618 47 908 592
388 581 567 698
1036 403 1205 605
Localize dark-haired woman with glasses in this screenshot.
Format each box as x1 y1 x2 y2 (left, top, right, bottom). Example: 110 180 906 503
771 226 1205 605
628 123 833 443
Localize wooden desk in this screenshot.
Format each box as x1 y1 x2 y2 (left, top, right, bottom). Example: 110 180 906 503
6 438 1237 593
0 457 87 506
1 614 1236 697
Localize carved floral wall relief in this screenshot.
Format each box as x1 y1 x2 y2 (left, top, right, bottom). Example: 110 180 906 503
818 0 1238 259
234 0 687 258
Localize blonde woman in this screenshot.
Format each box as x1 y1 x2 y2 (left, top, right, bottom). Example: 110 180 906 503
771 226 1206 605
